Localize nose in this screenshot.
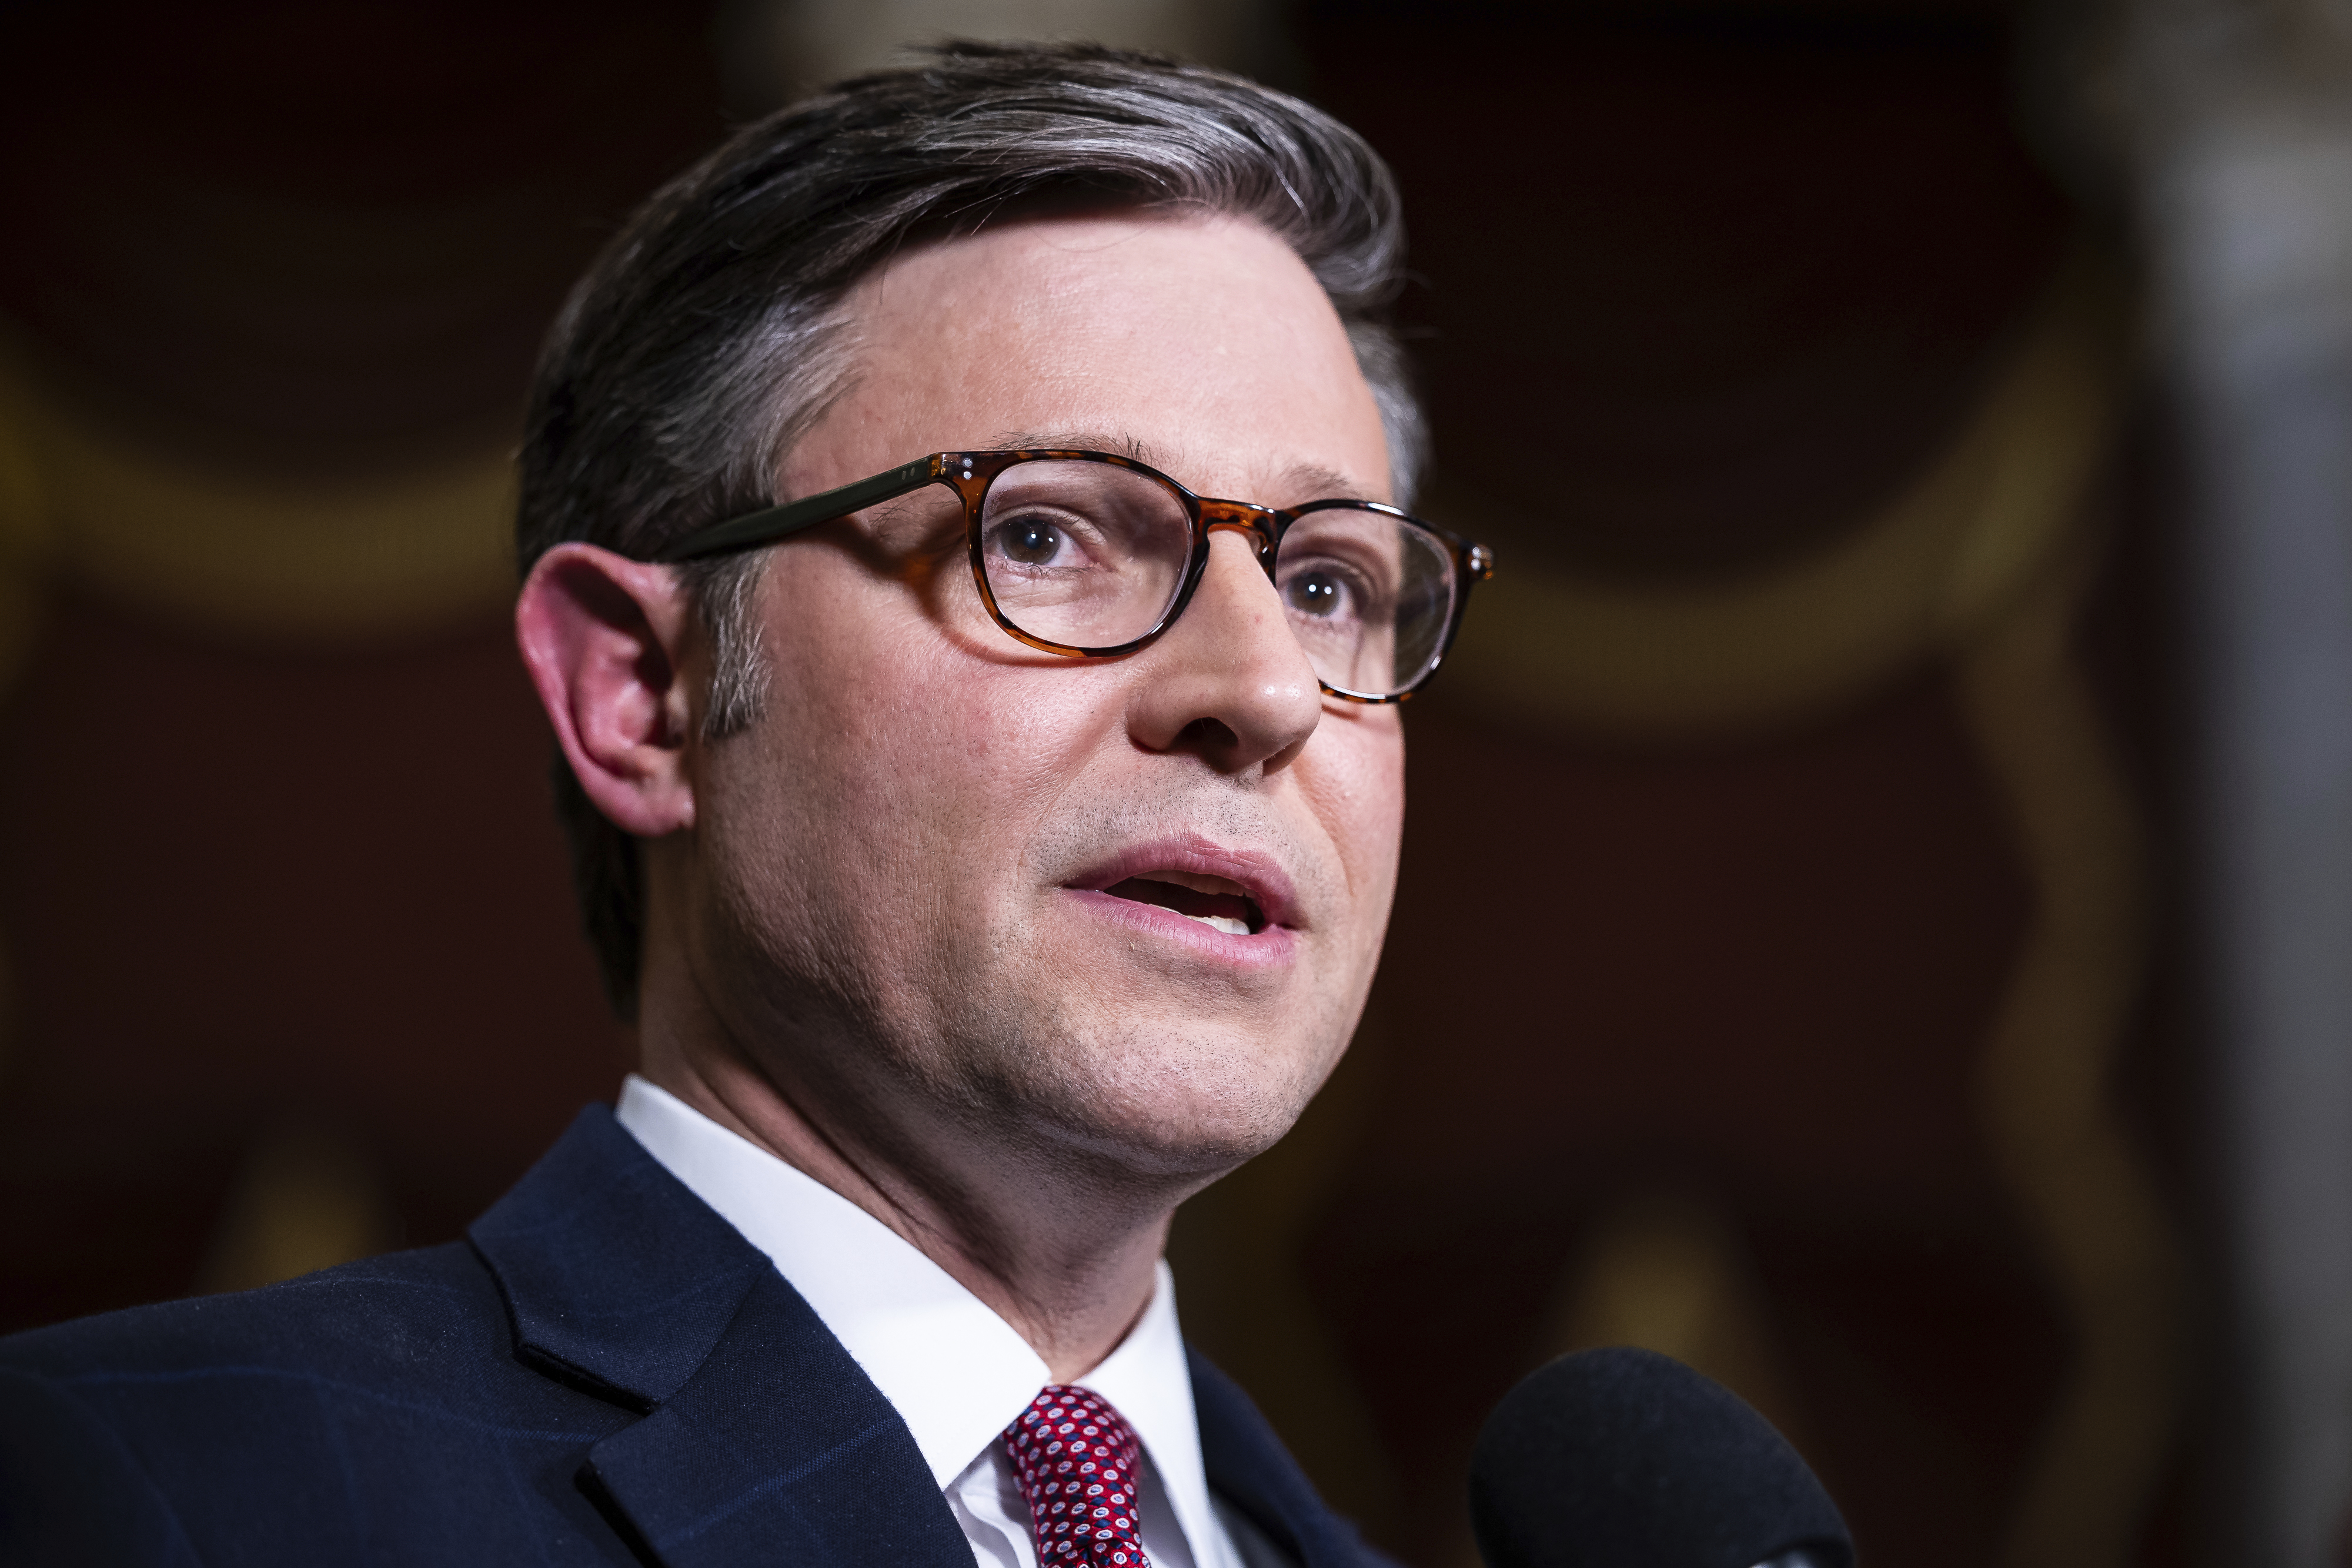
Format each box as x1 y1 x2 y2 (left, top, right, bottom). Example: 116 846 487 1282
1126 529 1324 773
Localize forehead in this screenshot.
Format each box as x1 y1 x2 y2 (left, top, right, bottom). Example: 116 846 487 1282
830 212 1392 506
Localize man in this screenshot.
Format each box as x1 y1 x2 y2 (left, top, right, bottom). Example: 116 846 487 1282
0 42 1488 1567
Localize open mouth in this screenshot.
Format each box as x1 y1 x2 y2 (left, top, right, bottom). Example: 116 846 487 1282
1100 871 1267 937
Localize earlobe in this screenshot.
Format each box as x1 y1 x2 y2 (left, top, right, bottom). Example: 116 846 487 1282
514 543 701 839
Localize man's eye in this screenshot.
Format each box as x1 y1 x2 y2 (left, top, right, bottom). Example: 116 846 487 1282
998 517 1065 566
1285 568 1349 618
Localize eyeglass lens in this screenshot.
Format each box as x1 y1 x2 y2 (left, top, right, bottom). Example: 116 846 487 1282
976 460 1459 698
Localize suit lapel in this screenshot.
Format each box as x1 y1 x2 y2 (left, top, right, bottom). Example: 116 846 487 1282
469 1106 971 1568
1191 1350 1384 1568
581 1266 973 1568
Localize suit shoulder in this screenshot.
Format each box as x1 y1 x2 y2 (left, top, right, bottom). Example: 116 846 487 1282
0 1239 624 1460
0 1243 637 1564
0 1239 500 1384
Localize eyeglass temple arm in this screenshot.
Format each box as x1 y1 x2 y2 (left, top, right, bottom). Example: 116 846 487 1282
654 456 943 563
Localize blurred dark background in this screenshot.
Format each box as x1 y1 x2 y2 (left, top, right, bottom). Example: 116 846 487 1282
5 1 2347 1564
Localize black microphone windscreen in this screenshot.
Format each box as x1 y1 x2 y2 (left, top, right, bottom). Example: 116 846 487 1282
1469 1347 1854 1568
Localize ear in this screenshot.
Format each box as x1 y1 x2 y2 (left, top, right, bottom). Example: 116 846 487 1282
514 543 703 838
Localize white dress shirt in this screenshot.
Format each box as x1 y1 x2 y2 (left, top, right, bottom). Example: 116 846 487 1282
614 1075 1288 1568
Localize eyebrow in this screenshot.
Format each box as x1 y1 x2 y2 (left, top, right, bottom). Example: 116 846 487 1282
990 432 1379 505
1272 460 1371 502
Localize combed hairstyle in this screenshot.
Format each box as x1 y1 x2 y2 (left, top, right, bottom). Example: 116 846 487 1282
516 39 1424 1018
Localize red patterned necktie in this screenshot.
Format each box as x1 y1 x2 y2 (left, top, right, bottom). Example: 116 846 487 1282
1003 1385 1154 1567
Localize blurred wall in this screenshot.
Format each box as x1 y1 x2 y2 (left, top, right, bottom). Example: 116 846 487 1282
0 0 724 1324
0 4 2218 1567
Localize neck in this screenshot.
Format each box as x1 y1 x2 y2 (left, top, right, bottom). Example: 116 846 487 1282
634 965 1183 1383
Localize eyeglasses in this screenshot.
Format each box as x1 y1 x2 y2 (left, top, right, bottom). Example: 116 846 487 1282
655 449 1495 703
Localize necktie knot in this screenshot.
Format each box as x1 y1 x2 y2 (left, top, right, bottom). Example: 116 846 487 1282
1003 1385 1153 1567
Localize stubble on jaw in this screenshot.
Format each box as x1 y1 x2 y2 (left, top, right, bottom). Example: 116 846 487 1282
692 754 1383 1219
802 964 1361 1297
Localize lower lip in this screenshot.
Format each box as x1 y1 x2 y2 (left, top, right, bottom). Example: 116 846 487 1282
1063 888 1299 969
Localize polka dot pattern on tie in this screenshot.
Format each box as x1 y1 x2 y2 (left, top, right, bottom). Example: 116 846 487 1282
1003 1385 1153 1567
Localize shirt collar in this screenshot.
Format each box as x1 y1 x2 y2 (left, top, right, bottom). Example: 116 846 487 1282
1068 1249 1222 1566
613 1074 1222 1555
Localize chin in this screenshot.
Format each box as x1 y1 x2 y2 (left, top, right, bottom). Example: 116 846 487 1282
997 1017 1341 1182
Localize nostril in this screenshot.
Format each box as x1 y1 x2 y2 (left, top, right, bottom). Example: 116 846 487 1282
1177 716 1240 751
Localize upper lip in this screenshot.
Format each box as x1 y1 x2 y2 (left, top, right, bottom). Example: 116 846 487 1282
1067 834 1302 930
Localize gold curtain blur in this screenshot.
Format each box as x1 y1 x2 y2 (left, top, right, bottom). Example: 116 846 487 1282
1464 242 2180 1568
0 325 516 668
0 320 510 1256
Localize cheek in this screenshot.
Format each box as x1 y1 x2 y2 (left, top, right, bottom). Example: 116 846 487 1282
698 570 946 950
741 564 1115 913
1305 710 1408 941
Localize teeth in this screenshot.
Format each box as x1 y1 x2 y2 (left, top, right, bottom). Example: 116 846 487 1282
1187 912 1251 936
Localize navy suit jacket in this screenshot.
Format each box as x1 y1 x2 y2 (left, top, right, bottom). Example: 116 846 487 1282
0 1106 1394 1567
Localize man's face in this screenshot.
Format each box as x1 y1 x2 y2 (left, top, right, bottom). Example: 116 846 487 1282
684 212 1404 1181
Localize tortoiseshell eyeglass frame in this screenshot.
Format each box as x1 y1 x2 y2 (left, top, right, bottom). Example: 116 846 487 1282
652 449 1496 704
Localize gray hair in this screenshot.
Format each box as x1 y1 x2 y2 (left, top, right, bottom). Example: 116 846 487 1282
516 39 1424 1017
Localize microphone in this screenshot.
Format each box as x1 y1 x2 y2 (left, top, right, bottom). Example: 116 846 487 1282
1468 1346 1855 1568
